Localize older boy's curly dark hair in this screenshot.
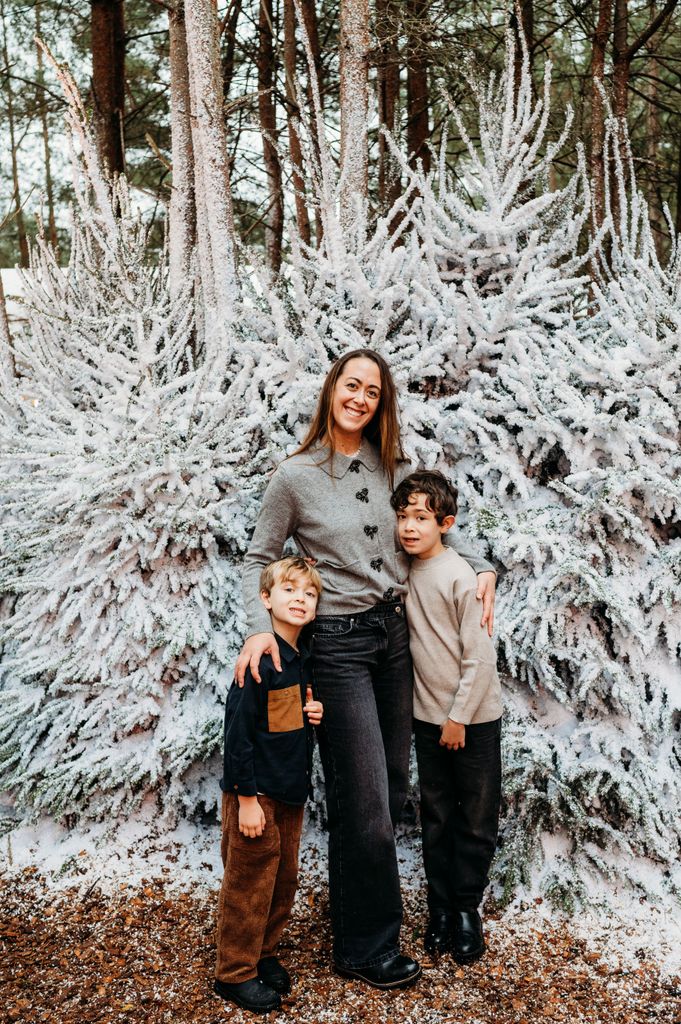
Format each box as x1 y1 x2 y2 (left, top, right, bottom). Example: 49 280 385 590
390 470 458 523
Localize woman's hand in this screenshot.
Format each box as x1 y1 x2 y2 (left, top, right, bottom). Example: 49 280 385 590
304 686 323 726
476 570 496 637
234 632 281 686
238 796 266 838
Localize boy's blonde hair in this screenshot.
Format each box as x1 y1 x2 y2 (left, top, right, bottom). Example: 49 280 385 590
259 556 323 597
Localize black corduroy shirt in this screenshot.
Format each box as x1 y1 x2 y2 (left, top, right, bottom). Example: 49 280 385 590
221 635 314 806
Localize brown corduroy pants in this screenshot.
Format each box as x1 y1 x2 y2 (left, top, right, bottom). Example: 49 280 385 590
215 792 305 984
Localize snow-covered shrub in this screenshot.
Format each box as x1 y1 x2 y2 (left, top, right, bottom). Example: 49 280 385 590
399 41 681 904
0 76 269 821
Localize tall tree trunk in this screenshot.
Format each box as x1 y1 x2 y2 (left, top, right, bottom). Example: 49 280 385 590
676 131 681 237
612 0 676 223
613 0 677 121
90 0 126 177
284 0 311 246
168 1 196 302
512 0 534 103
35 3 58 253
612 0 629 121
300 0 323 114
221 0 242 102
299 0 324 241
339 0 370 228
376 0 401 208
406 0 429 172
1 0 29 267
184 0 237 324
591 0 613 229
258 0 284 274
0 271 15 385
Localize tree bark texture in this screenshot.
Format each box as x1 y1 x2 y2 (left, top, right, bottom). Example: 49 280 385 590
0 271 15 384
35 3 58 252
406 0 430 173
376 0 401 207
1 0 29 267
613 0 677 121
284 0 311 247
184 0 237 322
90 0 126 178
258 0 284 274
512 0 534 103
339 0 370 227
590 0 612 228
168 2 196 302
221 0 242 102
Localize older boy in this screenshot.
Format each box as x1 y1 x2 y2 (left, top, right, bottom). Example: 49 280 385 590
391 471 502 964
215 556 324 1014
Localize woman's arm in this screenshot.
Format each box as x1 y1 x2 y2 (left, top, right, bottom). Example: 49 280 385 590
235 468 297 684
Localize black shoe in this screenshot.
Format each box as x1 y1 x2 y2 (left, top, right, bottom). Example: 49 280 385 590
257 956 291 994
424 909 453 955
213 977 281 1013
335 953 422 990
451 910 485 964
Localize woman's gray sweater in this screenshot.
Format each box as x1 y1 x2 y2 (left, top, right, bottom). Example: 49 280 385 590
243 439 495 637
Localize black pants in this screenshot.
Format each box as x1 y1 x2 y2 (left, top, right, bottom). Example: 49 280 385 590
311 603 414 969
414 716 502 914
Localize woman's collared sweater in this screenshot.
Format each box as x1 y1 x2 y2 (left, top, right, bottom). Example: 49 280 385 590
243 439 494 637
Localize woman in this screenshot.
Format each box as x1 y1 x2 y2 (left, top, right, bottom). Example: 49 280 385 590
235 349 495 989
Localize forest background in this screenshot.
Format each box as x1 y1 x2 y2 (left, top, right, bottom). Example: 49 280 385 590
3 0 681 269
0 0 680 975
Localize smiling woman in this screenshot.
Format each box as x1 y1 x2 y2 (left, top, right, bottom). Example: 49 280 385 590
231 348 497 989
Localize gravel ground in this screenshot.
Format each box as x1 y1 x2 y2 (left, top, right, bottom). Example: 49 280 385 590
3 862 680 1024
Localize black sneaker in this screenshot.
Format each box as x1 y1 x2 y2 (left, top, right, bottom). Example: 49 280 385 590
213 976 281 1013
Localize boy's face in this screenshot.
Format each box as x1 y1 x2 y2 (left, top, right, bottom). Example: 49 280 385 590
261 572 319 629
396 492 455 560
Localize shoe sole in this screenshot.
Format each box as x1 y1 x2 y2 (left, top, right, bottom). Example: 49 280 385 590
334 963 423 990
452 945 485 965
213 981 280 1014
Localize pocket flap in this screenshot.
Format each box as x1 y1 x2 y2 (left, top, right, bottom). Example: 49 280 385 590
267 684 304 733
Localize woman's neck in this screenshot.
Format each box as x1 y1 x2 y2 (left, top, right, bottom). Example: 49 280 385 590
329 428 363 457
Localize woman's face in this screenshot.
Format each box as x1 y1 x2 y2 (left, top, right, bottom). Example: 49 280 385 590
331 357 382 438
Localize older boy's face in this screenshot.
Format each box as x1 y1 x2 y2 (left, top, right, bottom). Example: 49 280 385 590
261 573 319 628
396 493 455 560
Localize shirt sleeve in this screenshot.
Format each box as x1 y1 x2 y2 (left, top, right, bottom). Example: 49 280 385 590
243 467 299 637
448 586 499 725
224 668 267 797
443 531 495 576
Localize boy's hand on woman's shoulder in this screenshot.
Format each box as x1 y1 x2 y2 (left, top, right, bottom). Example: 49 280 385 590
440 719 465 751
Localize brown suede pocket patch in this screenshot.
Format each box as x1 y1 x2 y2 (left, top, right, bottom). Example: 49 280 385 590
267 685 304 733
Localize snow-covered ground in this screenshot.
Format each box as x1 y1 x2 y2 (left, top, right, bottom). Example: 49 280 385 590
3 801 679 979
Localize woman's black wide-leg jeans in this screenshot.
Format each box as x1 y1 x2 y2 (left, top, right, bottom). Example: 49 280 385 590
311 602 413 969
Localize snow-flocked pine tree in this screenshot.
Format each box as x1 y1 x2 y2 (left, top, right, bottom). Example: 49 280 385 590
0 64 269 821
398 40 681 905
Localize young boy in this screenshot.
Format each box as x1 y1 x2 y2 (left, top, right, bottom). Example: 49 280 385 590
214 556 324 1014
390 471 502 964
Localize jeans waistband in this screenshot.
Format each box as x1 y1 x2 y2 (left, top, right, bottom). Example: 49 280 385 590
315 599 403 624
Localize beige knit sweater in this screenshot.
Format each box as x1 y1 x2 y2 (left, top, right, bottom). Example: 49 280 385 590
405 547 502 726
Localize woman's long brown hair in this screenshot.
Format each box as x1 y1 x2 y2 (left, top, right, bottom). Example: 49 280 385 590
294 349 405 487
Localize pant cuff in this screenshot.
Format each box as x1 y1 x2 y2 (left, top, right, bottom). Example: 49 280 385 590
333 945 401 970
